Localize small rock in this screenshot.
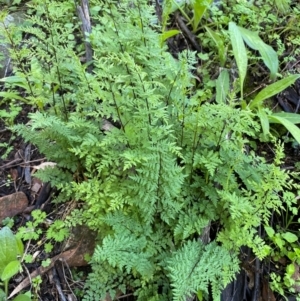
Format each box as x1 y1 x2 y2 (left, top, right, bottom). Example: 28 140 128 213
0 191 28 223
62 224 97 267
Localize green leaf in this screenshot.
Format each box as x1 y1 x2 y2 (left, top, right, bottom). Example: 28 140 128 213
271 112 300 124
249 75 300 110
215 69 229 103
205 26 226 66
1 260 21 282
196 290 203 301
281 232 298 243
268 115 300 144
237 26 278 79
160 30 181 46
286 263 295 276
274 234 285 250
264 226 275 238
0 227 20 276
0 289 6 301
192 0 213 32
229 22 247 98
0 76 29 90
16 237 24 256
257 107 270 137
12 294 32 301
0 92 27 102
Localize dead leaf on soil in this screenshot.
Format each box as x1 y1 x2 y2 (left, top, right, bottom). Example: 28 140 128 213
0 192 28 223
32 162 57 170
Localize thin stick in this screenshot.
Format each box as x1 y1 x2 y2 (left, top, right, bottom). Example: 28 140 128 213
76 0 93 72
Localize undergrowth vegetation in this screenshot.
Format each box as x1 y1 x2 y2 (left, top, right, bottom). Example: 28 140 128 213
1 0 300 300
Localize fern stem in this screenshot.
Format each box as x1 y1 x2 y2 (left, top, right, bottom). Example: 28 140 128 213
156 150 162 202
109 82 126 133
189 107 202 184
108 4 138 101
44 1 69 121
136 71 152 126
136 1 146 47
166 70 179 107
216 121 227 151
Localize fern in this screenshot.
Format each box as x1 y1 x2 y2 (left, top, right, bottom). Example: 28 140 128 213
4 0 300 300
168 240 239 301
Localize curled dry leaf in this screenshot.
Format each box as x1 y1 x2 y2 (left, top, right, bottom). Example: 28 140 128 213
9 168 18 181
32 162 57 170
31 177 42 193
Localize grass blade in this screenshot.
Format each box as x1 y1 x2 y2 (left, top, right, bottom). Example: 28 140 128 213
268 115 300 144
229 22 247 99
249 74 300 110
238 26 278 80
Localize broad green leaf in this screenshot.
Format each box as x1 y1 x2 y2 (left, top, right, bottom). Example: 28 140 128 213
1 260 21 282
258 108 270 137
0 227 19 276
281 232 298 243
160 30 181 46
0 289 5 301
268 115 300 144
192 0 213 32
271 112 300 124
0 76 29 90
16 237 24 256
0 92 26 102
205 26 226 66
249 74 300 109
229 22 247 98
12 294 32 301
258 42 278 80
196 290 203 301
286 263 295 276
287 251 297 262
215 69 229 103
237 26 278 79
274 234 285 250
264 226 275 238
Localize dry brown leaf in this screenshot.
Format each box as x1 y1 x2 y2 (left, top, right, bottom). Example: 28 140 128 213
32 162 57 170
